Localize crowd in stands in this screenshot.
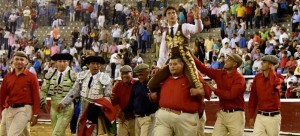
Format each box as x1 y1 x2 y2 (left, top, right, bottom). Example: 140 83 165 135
0 0 300 98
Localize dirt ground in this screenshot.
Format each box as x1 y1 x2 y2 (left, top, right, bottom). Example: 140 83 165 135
30 122 213 136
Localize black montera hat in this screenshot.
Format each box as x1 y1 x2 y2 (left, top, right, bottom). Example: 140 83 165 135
85 56 105 64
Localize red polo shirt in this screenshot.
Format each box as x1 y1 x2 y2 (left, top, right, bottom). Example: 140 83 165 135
0 69 40 115
159 74 211 113
112 79 135 110
248 69 284 118
194 57 246 110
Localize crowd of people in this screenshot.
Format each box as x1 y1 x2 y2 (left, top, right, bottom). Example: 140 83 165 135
0 0 299 135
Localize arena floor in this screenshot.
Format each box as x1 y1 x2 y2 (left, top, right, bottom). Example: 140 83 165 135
30 122 215 136
27 122 299 136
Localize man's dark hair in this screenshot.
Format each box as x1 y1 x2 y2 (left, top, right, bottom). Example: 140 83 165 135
289 70 294 75
213 56 218 61
169 56 183 64
164 6 177 16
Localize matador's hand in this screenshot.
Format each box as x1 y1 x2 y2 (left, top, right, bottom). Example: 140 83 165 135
192 3 201 19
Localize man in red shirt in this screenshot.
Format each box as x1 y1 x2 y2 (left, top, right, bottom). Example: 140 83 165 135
249 55 284 135
0 51 40 135
245 2 253 29
194 53 246 136
253 32 262 46
151 56 211 136
111 65 135 136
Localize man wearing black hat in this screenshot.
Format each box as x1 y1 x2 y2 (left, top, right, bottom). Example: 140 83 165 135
58 56 112 135
40 53 76 136
249 55 284 135
0 51 40 135
194 53 246 136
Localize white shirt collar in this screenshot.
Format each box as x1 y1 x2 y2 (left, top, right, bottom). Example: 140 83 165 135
89 71 100 78
168 23 179 29
57 66 70 76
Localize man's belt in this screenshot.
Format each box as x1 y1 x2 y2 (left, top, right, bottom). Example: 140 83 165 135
134 113 152 117
160 107 182 115
124 114 135 120
222 109 244 113
258 111 280 117
10 103 30 108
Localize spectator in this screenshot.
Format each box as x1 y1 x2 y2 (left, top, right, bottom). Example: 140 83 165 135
137 53 144 64
286 70 298 88
230 1 238 19
210 4 219 28
245 2 254 29
23 6 31 29
218 55 225 69
194 37 206 62
252 48 264 61
112 24 122 43
100 41 109 61
234 43 243 55
140 27 148 53
210 56 219 69
286 56 297 72
220 17 226 39
52 25 60 42
219 42 232 58
279 27 289 44
252 55 262 74
83 10 91 26
294 45 300 58
90 11 98 28
32 57 41 73
265 42 274 55
270 0 279 24
291 10 300 32
225 23 234 39
187 9 194 24
69 3 75 22
29 20 38 39
115 1 124 24
8 32 17 58
51 43 60 56
43 34 54 47
203 17 211 31
286 81 297 98
243 55 252 75
262 3 269 27
252 32 262 46
98 13 105 29
254 5 261 29
24 41 35 57
278 51 289 73
75 1 82 21
236 24 245 36
43 45 51 59
239 34 247 49
213 39 221 56
230 33 240 48
8 12 18 32
236 2 246 24
220 0 230 24
259 27 269 41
